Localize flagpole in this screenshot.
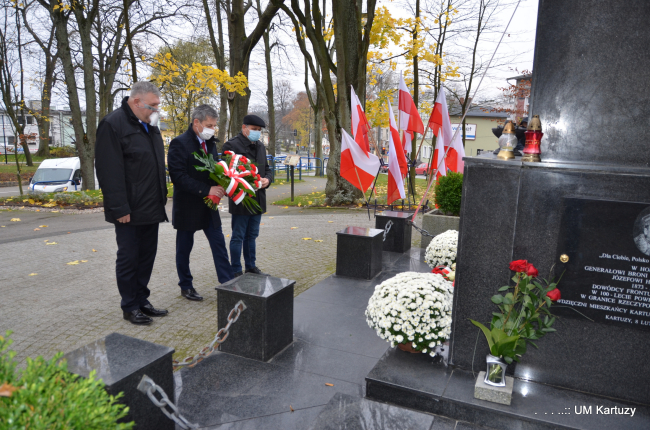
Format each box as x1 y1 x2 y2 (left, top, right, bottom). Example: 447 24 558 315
414 125 430 161
353 166 372 220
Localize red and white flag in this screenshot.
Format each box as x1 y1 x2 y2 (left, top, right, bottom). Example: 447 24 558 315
387 102 408 204
340 129 380 192
351 86 371 156
398 75 424 153
428 86 465 173
431 127 447 179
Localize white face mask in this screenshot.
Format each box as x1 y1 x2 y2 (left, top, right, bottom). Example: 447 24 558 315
149 112 160 127
198 126 215 141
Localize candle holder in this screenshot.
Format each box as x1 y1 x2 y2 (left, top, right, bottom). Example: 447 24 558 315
496 121 517 160
522 115 543 162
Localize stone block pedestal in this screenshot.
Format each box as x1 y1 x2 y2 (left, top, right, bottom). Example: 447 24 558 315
216 273 295 361
474 371 514 405
64 333 175 430
420 212 460 249
375 211 412 253
335 226 383 279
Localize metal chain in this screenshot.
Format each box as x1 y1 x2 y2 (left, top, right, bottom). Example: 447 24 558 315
137 375 198 430
408 220 437 238
172 300 247 370
383 220 393 242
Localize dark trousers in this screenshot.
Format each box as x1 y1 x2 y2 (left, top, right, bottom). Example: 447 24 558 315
230 213 262 273
176 217 234 287
115 223 159 312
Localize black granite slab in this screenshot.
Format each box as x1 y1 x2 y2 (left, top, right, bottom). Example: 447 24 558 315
530 0 650 167
64 333 175 430
207 405 325 429
451 158 650 405
365 347 650 430
336 227 384 279
309 392 435 430
216 273 295 361
376 211 413 253
176 352 362 427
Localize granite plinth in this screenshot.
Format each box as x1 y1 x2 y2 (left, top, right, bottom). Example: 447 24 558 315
64 333 175 430
420 212 460 249
365 347 650 430
375 211 413 253
216 273 295 361
451 157 650 405
336 227 383 279
474 372 513 406
530 0 650 167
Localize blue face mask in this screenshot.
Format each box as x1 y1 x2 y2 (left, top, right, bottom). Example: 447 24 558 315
248 129 261 142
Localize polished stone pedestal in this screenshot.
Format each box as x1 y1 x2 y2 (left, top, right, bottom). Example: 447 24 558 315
474 372 513 406
375 211 412 253
336 227 383 279
64 333 175 430
216 273 295 361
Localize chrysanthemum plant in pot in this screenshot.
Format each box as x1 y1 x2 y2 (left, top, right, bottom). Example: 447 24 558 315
470 260 562 387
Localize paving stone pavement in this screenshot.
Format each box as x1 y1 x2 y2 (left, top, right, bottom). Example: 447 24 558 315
0 179 424 367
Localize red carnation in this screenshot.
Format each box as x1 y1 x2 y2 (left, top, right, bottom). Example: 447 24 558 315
205 194 221 205
546 288 561 301
240 156 248 163
238 165 245 171
525 263 539 278
509 260 528 272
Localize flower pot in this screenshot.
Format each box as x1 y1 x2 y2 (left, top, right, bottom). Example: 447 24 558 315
421 211 460 249
484 354 507 387
397 343 419 353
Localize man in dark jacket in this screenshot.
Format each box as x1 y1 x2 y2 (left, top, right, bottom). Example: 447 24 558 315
95 81 169 325
168 105 234 301
222 114 272 276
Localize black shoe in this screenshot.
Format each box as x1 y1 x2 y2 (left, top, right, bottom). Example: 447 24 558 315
245 267 267 275
233 271 244 277
123 309 153 325
139 303 168 317
181 288 203 301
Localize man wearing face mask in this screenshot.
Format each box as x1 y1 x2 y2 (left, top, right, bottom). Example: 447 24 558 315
95 81 169 325
167 105 234 300
222 114 272 277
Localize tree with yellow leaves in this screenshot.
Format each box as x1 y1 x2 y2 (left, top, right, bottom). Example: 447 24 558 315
148 39 249 137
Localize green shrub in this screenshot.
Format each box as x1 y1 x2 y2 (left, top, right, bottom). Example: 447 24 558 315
49 146 77 158
0 332 133 430
434 171 463 216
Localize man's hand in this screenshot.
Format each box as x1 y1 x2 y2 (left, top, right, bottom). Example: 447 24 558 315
260 178 270 188
117 214 131 223
210 185 226 198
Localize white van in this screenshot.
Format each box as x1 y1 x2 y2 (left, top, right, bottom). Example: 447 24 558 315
29 157 99 192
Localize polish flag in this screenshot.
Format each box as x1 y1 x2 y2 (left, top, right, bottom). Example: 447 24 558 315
398 75 424 153
428 86 465 173
351 86 370 156
387 102 408 204
340 129 380 192
431 127 447 179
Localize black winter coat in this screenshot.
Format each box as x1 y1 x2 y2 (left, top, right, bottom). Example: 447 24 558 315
168 125 223 231
95 97 168 225
222 133 272 215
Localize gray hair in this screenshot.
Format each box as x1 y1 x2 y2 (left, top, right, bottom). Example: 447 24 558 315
191 104 218 122
130 81 161 98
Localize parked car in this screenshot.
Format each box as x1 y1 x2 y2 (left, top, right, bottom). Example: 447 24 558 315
29 157 99 192
415 162 429 175
379 163 389 173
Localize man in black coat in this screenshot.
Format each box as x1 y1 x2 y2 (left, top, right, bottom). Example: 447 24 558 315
222 114 272 276
168 104 234 301
95 81 169 325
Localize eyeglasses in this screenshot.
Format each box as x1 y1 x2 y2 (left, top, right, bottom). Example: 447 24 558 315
140 102 160 113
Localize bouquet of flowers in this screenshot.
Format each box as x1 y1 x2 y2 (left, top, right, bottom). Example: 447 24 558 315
470 260 562 370
365 272 454 357
432 262 456 282
425 230 458 269
194 150 263 214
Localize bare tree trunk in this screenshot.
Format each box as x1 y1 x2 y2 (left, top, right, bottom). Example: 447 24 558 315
263 28 276 156
35 69 53 157
123 0 137 82
15 10 33 166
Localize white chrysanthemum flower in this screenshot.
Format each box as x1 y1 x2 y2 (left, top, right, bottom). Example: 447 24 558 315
424 230 458 269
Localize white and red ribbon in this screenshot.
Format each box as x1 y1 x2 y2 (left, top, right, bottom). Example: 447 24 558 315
219 155 261 205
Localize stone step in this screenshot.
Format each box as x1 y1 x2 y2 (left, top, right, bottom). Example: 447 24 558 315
365 348 650 430
309 392 489 430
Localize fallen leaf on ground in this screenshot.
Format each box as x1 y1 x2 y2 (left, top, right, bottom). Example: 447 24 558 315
41 203 57 207
269 217 274 219
33 228 40 231
28 273 37 276
297 203 302 207
325 383 334 387
302 238 312 240
291 227 298 229
0 382 19 397
67 261 80 265
308 201 313 205
67 232 71 234
283 206 288 209
226 234 230 237
314 240 323 242
22 199 28 203
289 405 294 412
260 223 264 225
36 209 40 212
92 249 97 252
28 199 35 204
10 218 20 222
46 242 57 245
0 226 4 228
51 210 59 213
81 260 88 263
328 221 333 223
